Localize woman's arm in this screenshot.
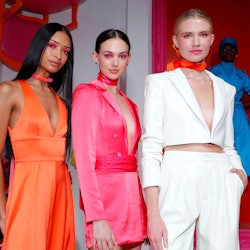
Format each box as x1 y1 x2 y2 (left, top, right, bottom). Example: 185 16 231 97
223 87 248 188
144 186 168 250
72 84 107 222
0 81 18 234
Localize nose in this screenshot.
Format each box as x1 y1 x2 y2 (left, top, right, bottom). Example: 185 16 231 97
112 56 119 66
193 35 200 47
54 47 62 59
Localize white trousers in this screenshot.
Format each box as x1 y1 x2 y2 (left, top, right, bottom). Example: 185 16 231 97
159 151 244 250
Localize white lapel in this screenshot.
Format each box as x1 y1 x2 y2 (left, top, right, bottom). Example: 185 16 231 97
168 68 208 127
168 69 226 133
207 71 227 132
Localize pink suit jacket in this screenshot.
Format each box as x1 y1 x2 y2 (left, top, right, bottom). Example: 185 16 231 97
72 79 141 223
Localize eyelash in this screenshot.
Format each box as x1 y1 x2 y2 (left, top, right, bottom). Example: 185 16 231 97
47 42 70 55
104 53 113 58
48 42 57 48
103 53 127 59
183 33 209 39
119 54 127 59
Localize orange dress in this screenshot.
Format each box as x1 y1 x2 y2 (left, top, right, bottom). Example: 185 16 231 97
3 80 75 250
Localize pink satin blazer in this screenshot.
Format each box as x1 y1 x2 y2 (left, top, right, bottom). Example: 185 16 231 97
72 78 144 220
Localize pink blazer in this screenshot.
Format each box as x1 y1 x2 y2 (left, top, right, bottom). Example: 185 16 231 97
72 79 141 223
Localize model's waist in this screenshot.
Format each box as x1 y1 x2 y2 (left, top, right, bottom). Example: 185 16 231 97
163 143 223 153
95 154 137 173
11 138 65 162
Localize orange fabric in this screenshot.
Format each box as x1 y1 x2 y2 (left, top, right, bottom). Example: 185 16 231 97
3 80 75 250
166 59 207 72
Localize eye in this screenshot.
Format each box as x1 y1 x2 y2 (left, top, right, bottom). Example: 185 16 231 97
119 53 128 59
48 41 57 49
62 48 70 55
200 32 209 37
104 53 113 59
183 33 191 39
223 47 236 52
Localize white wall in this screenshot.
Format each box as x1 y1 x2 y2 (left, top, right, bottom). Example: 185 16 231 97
0 1 152 249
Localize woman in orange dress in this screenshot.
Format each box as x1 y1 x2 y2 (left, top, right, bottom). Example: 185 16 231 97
0 23 75 249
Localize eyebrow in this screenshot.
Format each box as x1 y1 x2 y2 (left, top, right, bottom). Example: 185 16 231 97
50 39 71 49
103 50 129 54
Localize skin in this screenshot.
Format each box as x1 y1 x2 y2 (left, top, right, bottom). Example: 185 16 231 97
145 16 248 250
172 17 214 64
92 37 131 81
0 31 71 234
219 44 237 63
90 38 141 250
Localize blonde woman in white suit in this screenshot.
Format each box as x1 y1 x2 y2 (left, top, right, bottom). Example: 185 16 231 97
141 8 248 250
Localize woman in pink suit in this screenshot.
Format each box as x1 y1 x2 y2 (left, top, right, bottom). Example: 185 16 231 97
72 29 147 250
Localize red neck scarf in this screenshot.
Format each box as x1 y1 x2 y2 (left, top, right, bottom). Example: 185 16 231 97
166 59 207 72
97 71 118 86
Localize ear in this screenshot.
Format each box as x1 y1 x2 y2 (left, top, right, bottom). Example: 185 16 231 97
172 35 178 49
92 52 99 64
210 34 215 46
127 53 132 65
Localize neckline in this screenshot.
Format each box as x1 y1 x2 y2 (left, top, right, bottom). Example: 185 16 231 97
21 80 59 136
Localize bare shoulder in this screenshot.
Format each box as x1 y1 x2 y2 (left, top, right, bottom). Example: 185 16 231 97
0 80 20 90
0 80 22 108
0 80 21 98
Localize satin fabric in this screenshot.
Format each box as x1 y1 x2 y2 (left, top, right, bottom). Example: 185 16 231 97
3 80 75 250
97 71 118 86
72 79 147 247
166 59 207 72
209 61 250 175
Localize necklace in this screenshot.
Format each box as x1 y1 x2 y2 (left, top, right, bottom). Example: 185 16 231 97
32 73 53 83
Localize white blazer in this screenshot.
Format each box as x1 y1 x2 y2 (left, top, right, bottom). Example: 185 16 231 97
141 68 244 188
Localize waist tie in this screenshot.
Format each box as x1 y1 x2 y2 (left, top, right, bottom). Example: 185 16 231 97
11 137 65 163
95 154 137 173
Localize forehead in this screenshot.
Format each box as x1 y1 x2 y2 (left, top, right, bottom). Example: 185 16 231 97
222 44 235 48
99 37 129 53
176 17 212 34
50 31 71 47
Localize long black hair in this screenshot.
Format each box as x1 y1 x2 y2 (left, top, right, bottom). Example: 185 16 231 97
9 22 74 160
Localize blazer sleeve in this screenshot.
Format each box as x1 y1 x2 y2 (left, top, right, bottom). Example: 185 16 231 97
141 74 164 189
72 84 107 223
223 86 246 174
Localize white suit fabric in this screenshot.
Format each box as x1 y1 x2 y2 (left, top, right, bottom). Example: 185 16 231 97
141 68 245 250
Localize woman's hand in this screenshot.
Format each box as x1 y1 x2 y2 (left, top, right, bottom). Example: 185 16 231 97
230 168 248 189
0 218 4 235
92 220 117 250
147 213 168 250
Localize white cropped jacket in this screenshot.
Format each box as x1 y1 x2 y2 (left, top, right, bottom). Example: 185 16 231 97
141 68 244 188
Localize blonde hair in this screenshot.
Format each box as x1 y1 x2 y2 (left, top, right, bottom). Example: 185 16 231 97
174 9 213 35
